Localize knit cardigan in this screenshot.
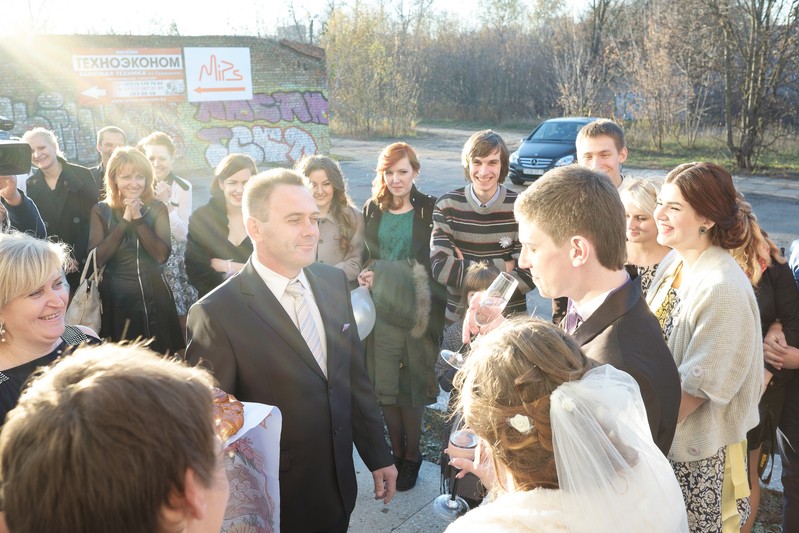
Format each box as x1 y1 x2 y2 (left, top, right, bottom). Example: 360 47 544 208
648 245 762 462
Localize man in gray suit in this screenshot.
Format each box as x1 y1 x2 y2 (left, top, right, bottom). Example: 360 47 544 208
186 169 396 532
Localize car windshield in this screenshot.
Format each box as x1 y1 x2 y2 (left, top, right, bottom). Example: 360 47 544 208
529 122 585 142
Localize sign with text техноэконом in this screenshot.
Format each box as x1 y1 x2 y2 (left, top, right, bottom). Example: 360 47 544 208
72 48 186 106
184 47 253 103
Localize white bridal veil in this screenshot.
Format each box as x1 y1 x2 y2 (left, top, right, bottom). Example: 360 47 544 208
550 365 689 533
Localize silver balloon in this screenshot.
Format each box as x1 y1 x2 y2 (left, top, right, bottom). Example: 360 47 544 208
350 286 376 340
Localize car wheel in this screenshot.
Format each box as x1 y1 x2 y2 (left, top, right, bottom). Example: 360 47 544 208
510 176 524 185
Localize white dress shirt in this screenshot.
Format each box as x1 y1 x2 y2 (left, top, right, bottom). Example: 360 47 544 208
251 256 328 361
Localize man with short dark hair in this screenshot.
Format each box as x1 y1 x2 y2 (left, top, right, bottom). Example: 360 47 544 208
431 130 533 324
552 118 631 323
186 169 396 532
508 165 680 454
576 118 628 188
90 126 127 193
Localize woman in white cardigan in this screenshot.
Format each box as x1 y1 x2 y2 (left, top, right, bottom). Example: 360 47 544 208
647 162 762 533
446 317 687 533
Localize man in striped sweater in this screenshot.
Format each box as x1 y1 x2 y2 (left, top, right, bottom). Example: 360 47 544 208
431 130 534 324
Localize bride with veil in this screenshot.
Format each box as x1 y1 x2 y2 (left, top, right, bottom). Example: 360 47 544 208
445 316 688 532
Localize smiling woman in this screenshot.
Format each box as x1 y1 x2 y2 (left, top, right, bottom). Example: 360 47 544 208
186 154 257 298
0 232 100 425
296 155 364 286
88 147 184 355
647 162 762 532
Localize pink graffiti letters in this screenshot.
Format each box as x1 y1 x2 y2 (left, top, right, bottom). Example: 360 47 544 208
194 91 328 125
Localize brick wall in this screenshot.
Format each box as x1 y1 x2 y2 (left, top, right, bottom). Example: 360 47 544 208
0 34 329 174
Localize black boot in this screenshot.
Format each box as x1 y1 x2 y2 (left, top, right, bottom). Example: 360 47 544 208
396 458 422 491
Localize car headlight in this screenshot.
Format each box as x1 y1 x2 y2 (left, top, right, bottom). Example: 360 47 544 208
554 155 575 167
510 150 519 164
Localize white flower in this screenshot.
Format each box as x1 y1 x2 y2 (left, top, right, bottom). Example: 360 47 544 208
560 397 576 413
508 414 534 434
499 236 513 249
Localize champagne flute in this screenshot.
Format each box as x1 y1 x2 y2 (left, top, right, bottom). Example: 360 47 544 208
433 415 478 522
474 272 519 329
439 345 467 370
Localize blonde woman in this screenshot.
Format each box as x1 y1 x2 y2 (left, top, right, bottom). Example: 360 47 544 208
0 232 100 425
88 147 183 355
619 178 672 295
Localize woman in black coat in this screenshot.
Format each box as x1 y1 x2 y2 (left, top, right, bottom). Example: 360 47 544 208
185 154 256 298
88 147 183 355
358 142 446 492
22 128 99 288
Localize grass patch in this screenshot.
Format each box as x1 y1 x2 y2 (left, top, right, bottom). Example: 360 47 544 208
329 152 355 162
418 118 541 133
626 129 799 179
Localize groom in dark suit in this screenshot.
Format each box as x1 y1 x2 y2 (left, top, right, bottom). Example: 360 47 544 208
511 166 681 455
186 169 396 532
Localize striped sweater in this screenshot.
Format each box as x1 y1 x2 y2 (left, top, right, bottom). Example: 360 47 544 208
431 184 533 323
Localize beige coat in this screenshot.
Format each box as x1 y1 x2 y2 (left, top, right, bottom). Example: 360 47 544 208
316 206 364 283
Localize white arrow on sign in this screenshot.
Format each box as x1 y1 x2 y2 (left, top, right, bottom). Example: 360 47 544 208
81 86 107 99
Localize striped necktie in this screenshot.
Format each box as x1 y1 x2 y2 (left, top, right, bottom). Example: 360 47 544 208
285 280 327 377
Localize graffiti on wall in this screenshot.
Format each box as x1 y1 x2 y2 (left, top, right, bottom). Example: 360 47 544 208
0 89 328 170
0 93 184 166
0 94 98 163
194 90 327 168
194 91 327 125
199 125 317 168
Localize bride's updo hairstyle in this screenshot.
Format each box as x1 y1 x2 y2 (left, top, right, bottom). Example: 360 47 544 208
664 162 753 250
454 317 594 492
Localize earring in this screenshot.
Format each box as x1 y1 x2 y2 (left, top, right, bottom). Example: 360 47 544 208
0 321 5 343
699 226 708 235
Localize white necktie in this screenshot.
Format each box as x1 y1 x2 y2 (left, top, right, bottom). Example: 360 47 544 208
285 280 327 377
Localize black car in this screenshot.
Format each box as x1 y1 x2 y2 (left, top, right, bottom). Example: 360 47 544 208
508 117 599 185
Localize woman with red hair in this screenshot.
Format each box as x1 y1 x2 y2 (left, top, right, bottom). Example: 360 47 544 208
358 142 446 491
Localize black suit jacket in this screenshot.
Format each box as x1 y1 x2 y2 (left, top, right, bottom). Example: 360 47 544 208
572 275 681 455
186 260 392 531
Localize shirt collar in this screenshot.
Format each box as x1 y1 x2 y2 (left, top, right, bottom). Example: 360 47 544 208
251 255 310 298
571 270 630 322
468 184 501 208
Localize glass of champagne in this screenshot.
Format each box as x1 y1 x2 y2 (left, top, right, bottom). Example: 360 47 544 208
474 272 518 329
433 415 478 522
439 346 467 370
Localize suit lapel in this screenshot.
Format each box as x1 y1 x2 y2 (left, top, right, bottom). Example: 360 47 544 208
239 261 327 381
573 277 639 346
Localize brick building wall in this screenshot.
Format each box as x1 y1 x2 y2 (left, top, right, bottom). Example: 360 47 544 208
0 34 329 174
